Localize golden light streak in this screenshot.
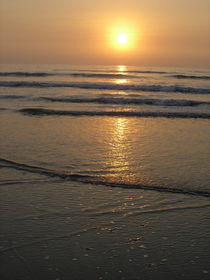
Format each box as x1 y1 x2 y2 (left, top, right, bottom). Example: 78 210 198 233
118 65 127 72
114 79 127 84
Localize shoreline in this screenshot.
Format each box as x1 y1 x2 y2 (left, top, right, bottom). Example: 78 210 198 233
1 172 210 280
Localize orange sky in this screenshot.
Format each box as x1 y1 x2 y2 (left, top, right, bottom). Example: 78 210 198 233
0 0 209 67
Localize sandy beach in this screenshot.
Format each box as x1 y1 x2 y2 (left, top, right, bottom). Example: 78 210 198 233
1 167 210 280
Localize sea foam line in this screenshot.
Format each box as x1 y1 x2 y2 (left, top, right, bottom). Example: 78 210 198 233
0 94 25 99
39 96 209 107
0 72 53 77
0 157 210 197
19 108 210 119
0 81 209 94
169 74 210 80
1 71 210 80
0 70 166 77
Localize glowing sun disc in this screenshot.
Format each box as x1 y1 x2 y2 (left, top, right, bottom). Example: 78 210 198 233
117 33 128 45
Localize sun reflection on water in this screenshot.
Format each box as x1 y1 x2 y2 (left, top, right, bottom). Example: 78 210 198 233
104 116 149 185
114 79 127 84
113 117 128 142
114 65 128 85
117 65 127 72
106 117 132 183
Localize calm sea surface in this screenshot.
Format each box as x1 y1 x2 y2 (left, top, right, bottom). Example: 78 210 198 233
0 64 210 195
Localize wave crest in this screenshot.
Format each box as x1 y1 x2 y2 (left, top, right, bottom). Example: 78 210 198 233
39 96 209 107
170 74 210 80
1 81 209 94
19 108 210 119
0 72 52 77
0 157 209 197
1 71 210 81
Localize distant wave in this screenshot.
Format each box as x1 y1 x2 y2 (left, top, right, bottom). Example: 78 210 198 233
0 72 53 77
19 108 210 119
54 69 168 74
70 70 167 75
69 73 135 78
39 96 209 107
0 71 164 79
75 70 167 74
0 94 25 99
79 69 168 74
170 74 210 80
1 157 210 197
126 70 167 74
1 81 209 94
1 71 210 80
0 71 133 79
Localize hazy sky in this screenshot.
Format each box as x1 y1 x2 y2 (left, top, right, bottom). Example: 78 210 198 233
0 0 209 67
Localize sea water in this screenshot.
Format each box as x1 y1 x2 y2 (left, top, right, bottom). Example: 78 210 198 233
0 64 210 195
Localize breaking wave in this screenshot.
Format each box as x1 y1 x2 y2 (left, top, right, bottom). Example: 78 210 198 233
170 74 210 80
54 69 168 74
0 157 209 197
0 72 53 77
0 94 25 99
0 81 209 94
19 108 210 119
1 71 210 80
0 158 91 181
68 73 135 78
39 96 209 107
0 71 133 79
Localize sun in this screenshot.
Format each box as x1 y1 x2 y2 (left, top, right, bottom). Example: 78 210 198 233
107 22 138 51
117 33 128 45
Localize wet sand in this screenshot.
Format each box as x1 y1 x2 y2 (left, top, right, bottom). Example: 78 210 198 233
0 169 210 280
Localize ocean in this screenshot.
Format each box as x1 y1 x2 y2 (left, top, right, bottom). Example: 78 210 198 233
0 64 210 280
